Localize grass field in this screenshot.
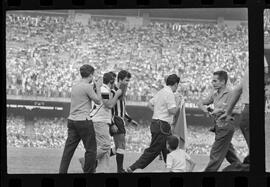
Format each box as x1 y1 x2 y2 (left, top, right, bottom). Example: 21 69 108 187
7 146 239 173
265 114 270 172
8 114 270 173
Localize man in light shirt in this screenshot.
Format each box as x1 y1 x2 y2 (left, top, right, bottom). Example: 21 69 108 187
219 65 249 164
127 74 181 172
78 72 123 173
198 70 241 171
59 64 102 173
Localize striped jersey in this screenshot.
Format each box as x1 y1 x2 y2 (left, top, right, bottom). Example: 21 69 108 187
111 86 132 122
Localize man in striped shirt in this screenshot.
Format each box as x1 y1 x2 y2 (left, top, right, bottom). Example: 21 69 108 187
109 70 139 173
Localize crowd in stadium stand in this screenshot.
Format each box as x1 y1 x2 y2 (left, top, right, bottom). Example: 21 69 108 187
265 9 270 43
6 13 248 103
7 115 248 157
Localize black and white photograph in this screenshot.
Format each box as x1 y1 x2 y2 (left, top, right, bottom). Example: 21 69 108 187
264 9 270 172
6 8 249 173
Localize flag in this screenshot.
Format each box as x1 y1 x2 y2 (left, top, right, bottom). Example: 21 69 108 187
171 94 187 148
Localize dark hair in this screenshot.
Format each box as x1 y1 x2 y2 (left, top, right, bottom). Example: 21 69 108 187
213 70 228 84
103 72 115 85
166 74 180 86
80 64 95 78
167 135 179 150
109 71 117 78
117 70 131 82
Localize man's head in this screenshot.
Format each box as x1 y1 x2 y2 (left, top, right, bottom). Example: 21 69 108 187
166 135 180 152
103 72 115 89
109 71 117 87
212 70 228 90
166 74 180 93
117 70 131 86
80 64 95 83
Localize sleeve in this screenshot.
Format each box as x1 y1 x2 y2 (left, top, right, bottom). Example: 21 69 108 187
125 113 132 122
101 86 110 100
86 84 98 100
149 97 155 105
166 92 177 110
166 154 173 169
203 93 214 105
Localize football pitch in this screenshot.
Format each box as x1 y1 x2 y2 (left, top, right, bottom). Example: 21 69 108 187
7 146 237 174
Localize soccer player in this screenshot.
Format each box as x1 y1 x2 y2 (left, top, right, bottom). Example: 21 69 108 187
109 70 139 173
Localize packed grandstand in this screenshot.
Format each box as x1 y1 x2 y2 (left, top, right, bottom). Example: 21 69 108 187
6 12 248 103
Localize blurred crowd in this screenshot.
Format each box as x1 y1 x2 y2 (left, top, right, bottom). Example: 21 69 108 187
6 13 248 103
265 10 270 113
265 9 270 43
7 115 249 157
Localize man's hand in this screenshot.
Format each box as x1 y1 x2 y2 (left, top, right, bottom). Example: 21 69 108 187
130 120 139 127
110 125 118 133
115 89 123 97
218 112 234 121
95 77 103 88
210 108 224 116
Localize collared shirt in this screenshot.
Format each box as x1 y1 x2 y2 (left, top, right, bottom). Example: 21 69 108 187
150 86 177 124
111 86 126 118
91 84 112 124
241 67 249 104
68 81 96 121
204 87 232 126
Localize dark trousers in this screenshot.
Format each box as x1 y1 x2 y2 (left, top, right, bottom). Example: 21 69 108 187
238 104 250 163
205 123 241 171
130 120 170 171
238 105 249 150
59 119 97 173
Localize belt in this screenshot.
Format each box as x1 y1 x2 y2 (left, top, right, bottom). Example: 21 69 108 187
152 119 170 125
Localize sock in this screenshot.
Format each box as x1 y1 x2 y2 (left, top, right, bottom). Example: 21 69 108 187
116 153 124 171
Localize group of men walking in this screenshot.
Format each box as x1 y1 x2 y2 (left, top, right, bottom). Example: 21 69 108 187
58 63 250 173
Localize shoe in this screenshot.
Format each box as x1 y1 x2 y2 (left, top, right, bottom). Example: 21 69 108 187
78 157 84 171
126 167 133 173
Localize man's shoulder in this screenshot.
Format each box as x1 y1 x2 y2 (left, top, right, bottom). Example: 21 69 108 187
101 85 110 92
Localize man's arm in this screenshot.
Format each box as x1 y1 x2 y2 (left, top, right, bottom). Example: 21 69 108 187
167 92 179 115
103 89 122 109
218 84 243 120
148 97 155 111
197 94 214 113
226 85 243 115
87 83 102 105
168 107 180 115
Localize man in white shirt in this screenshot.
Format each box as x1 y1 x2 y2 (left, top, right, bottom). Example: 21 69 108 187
127 74 181 172
78 72 122 173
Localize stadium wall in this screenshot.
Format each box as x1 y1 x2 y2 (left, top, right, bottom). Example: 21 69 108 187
6 96 241 127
